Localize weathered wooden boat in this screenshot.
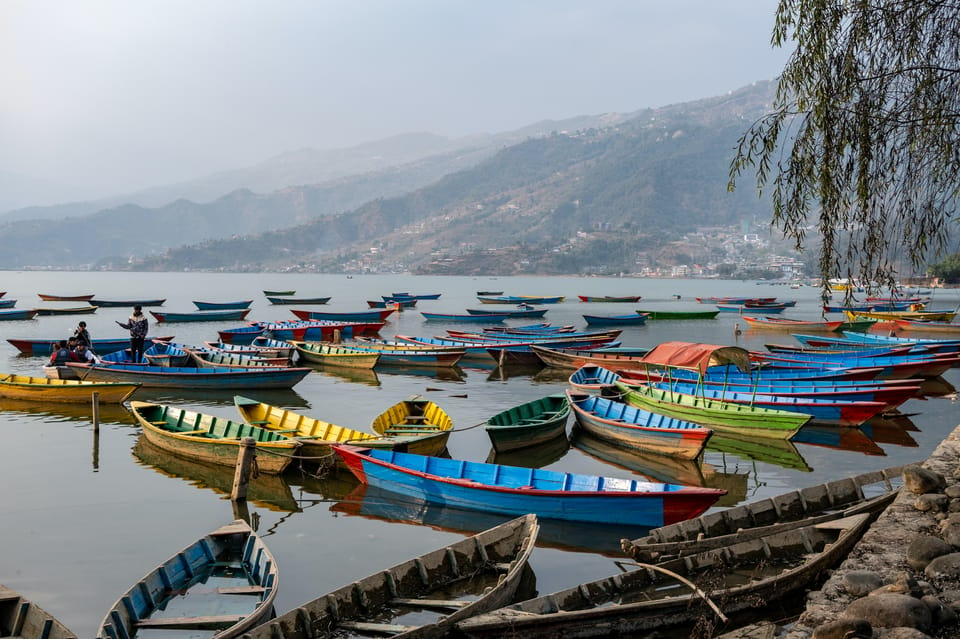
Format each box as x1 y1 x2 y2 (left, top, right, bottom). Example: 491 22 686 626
611 380 811 438
188 348 288 368
0 373 140 403
262 289 295 296
37 293 95 301
367 298 417 308
421 311 510 323
620 464 904 561
193 300 254 310
203 341 289 361
0 308 37 320
251 337 296 358
69 362 311 389
234 396 451 459
143 341 192 367
529 343 651 370
97 519 278 639
846 308 958 322
465 306 549 318
634 308 719 320
742 315 844 331
290 308 394 322
239 514 538 639
484 394 570 453
457 513 875 638
33 305 98 316
566 390 712 460
290 341 379 368
476 295 565 304
639 380 888 427
335 445 726 526
217 325 265 345
894 318 960 333
1 584 77 639
90 298 166 307
151 309 252 322
266 296 331 305
582 312 648 326
338 341 464 367
577 295 642 303
6 336 173 356
370 397 454 452
568 364 622 393
128 401 301 474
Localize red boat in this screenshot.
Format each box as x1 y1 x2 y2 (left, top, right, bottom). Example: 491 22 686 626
37 293 95 301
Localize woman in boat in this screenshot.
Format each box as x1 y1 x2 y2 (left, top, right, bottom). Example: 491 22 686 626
116 305 148 363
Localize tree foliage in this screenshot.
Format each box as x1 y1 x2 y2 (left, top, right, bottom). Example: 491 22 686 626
928 252 960 283
729 0 960 294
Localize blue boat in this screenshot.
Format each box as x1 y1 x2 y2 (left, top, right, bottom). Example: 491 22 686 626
266 296 331 305
0 308 37 320
89 298 166 307
143 341 192 367
334 445 725 526
68 362 311 389
0 298 17 308
368 298 417 308
290 308 394 322
476 295 565 304
422 312 510 323
217 325 265 345
582 312 649 327
151 309 252 322
388 292 442 300
466 307 549 319
7 335 174 355
192 299 253 310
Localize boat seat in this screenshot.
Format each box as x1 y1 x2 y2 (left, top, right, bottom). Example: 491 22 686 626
384 428 440 435
339 621 420 634
176 429 210 435
389 598 471 610
404 415 429 422
136 614 245 630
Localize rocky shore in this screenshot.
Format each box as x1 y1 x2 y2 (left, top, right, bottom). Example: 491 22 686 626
782 423 960 639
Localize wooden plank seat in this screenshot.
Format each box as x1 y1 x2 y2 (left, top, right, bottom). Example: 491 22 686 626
383 428 441 435
338 621 420 635
136 614 245 629
389 598 471 610
175 429 210 435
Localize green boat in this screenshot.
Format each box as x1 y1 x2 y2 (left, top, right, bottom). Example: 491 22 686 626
611 381 810 439
706 431 812 472
837 318 878 333
484 394 570 453
635 309 719 320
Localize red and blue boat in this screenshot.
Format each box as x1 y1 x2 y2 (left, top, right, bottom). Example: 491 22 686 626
150 309 251 322
290 308 395 322
67 362 311 389
7 335 173 355
192 299 253 310
334 444 725 526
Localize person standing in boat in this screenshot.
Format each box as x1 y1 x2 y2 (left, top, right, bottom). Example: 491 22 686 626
73 321 92 349
116 305 148 363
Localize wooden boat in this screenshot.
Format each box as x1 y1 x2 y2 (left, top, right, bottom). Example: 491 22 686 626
484 394 570 453
0 308 37 320
252 336 296 359
634 309 719 319
0 298 17 308
568 364 622 393
69 362 311 389
390 292 442 300
234 396 451 459
97 519 278 639
457 513 875 638
266 296 331 305
6 336 173 356
0 373 139 403
577 295 642 303
476 290 503 296
335 445 726 526
370 397 454 450
128 401 301 474
188 348 288 368
620 464 904 561
151 309 252 322
742 315 844 331
143 341 192 367
838 317 878 332
367 298 416 308
466 305 549 318
476 295 565 304
717 303 788 314
290 308 394 322
32 305 97 316
290 341 379 368
612 380 811 438
582 312 648 326
239 514 538 639
217 325 265 345
695 296 776 305
90 298 166 307
37 293 94 301
566 390 712 460
203 341 289 360
262 289 295 296
529 343 650 370
422 312 510 322
752 350 959 379
1 584 77 639
192 300 253 310
894 318 960 333
847 308 958 322
338 341 464 367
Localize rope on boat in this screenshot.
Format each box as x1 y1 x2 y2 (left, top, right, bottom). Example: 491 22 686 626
614 560 728 623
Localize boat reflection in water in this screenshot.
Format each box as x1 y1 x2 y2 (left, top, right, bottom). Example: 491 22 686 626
706 431 813 473
307 363 381 387
485 363 546 383
484 432 571 468
376 363 466 383
860 414 920 448
0 397 135 426
133 386 312 409
132 435 301 513
791 424 886 457
570 427 748 507
919 376 957 398
330 482 645 556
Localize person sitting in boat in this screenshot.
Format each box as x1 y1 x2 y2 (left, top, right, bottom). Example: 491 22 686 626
73 342 101 364
48 340 77 365
73 321 92 348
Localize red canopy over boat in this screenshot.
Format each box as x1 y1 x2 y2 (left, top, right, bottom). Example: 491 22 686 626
639 341 752 374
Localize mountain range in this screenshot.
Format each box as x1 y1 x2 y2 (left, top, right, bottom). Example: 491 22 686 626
1 80 780 273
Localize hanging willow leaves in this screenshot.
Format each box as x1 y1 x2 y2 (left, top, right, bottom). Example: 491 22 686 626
729 0 960 294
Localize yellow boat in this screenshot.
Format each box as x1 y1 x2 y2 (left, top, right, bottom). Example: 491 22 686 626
290 340 379 368
845 309 958 322
370 395 454 451
0 373 140 403
234 396 451 460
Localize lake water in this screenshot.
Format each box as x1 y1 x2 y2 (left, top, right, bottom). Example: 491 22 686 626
1 271 958 637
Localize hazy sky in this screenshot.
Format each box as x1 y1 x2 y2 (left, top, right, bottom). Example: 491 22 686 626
1 1 791 196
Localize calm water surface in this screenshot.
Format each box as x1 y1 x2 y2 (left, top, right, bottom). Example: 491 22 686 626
1 272 958 637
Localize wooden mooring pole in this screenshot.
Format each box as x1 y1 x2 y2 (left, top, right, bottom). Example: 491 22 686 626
92 391 100 432
231 437 256 502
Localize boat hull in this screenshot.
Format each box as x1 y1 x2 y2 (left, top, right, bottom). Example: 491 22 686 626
0 374 139 403
71 363 311 389
484 394 570 453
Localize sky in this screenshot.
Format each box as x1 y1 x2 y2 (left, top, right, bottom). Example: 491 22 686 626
0 1 792 198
